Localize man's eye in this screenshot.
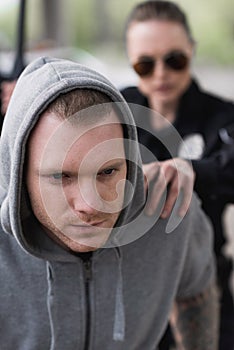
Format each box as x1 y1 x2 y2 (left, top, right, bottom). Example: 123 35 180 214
103 168 115 175
98 168 116 177
52 173 63 180
51 173 66 180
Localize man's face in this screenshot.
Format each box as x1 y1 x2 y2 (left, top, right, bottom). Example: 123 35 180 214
26 110 127 253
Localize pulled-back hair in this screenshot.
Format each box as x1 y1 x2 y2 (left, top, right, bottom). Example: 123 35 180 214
125 0 194 43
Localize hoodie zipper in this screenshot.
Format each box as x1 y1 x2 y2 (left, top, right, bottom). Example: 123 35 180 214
83 258 92 350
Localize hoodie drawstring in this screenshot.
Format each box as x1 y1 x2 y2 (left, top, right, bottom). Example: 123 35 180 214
113 247 125 342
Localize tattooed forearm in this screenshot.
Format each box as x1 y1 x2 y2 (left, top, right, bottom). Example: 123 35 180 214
170 283 219 350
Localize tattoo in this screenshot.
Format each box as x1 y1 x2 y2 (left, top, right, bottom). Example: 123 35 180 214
170 283 219 350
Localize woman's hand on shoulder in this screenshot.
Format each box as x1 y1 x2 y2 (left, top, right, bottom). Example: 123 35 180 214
143 158 195 218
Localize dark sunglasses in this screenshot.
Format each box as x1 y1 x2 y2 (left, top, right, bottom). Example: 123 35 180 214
132 51 189 77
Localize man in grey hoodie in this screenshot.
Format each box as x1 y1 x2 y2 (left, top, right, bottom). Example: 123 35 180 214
0 57 218 349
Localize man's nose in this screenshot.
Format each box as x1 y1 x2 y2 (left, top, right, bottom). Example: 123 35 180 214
67 181 102 215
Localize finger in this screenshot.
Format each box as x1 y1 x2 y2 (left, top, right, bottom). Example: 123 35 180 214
161 179 179 218
177 180 194 217
176 163 195 217
143 162 160 201
158 163 181 218
143 173 148 193
143 162 160 183
145 169 168 216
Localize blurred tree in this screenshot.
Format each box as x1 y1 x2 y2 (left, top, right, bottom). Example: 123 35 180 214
93 0 112 43
42 0 70 46
0 0 234 64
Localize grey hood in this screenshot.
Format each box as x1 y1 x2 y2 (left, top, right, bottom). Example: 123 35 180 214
0 56 148 260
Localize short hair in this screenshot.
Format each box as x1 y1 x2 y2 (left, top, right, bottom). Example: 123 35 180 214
125 0 194 44
40 88 129 151
44 88 115 125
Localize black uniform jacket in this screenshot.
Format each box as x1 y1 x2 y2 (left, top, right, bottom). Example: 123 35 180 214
121 80 234 257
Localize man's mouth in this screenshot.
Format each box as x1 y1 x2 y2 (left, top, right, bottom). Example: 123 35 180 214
70 220 105 228
66 221 109 237
64 221 111 244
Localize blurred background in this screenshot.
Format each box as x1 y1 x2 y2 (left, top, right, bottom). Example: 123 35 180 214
0 0 234 95
0 0 234 282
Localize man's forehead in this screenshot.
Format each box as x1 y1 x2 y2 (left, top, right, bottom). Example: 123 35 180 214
29 108 123 146
27 109 125 169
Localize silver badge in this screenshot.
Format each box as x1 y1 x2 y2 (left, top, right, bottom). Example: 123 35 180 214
178 133 205 160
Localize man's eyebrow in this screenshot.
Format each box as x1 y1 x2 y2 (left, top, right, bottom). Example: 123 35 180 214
36 160 126 176
98 159 126 170
37 167 64 175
